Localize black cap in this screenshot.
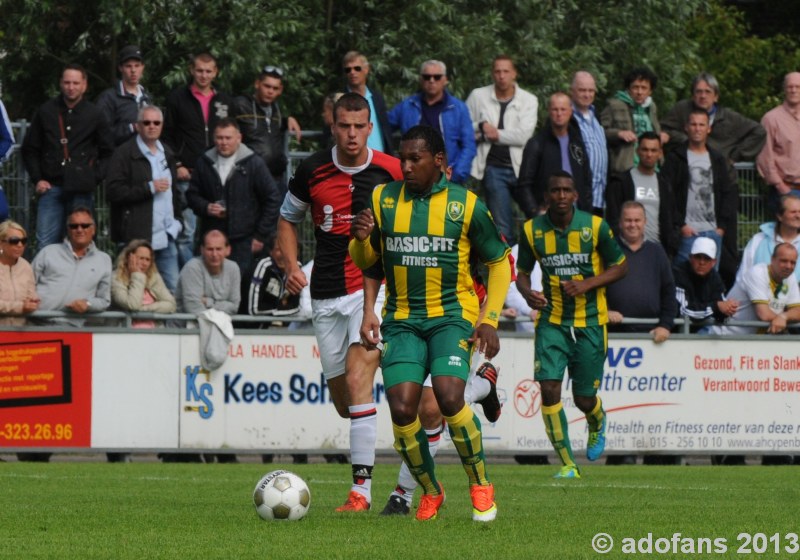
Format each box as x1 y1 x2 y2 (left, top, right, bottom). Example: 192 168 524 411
118 45 143 65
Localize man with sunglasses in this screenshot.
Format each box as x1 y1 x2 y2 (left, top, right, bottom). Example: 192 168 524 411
233 65 301 196
107 105 182 292
341 51 393 154
32 206 111 327
387 60 476 185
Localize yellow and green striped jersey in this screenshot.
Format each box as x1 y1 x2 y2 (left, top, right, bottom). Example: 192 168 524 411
367 175 509 325
517 210 625 327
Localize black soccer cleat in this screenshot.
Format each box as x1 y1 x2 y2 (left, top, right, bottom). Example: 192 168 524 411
380 494 410 516
475 362 502 423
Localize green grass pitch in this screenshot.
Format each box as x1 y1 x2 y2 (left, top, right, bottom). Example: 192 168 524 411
1 461 798 559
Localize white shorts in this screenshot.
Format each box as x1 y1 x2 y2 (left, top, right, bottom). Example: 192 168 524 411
311 287 384 380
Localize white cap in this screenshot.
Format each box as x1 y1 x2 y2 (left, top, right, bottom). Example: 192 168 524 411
690 237 717 258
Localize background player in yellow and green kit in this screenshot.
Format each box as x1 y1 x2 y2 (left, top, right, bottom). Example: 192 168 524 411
516 171 627 479
349 125 510 521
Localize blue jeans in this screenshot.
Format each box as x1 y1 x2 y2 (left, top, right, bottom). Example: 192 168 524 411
175 181 197 268
676 230 723 270
482 165 517 245
154 238 180 294
36 186 94 249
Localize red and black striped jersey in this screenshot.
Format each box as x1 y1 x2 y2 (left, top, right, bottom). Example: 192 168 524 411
288 148 402 300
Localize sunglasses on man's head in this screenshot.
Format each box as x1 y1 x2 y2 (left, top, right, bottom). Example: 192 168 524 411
68 223 93 230
141 120 162 126
3 237 27 246
421 74 444 82
263 65 284 77
344 66 363 74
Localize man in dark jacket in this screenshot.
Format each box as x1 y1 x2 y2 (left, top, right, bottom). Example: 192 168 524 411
186 118 280 310
233 65 301 196
661 109 739 287
106 106 182 292
515 92 592 216
162 52 233 267
605 131 677 256
22 63 114 249
95 45 153 146
673 237 737 329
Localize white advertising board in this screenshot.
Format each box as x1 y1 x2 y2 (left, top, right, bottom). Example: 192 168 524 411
173 334 800 455
4 331 799 454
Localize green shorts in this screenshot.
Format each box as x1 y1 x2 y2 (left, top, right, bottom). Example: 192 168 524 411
380 316 474 389
534 322 607 397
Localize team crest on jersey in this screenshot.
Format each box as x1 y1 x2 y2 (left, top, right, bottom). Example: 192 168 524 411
580 227 592 242
447 201 465 221
458 339 469 352
382 196 395 209
534 359 541 373
348 183 355 192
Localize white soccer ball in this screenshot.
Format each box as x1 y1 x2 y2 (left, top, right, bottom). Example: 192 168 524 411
253 470 311 521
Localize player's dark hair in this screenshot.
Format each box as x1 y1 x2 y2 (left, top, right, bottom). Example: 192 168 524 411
547 171 574 190
333 92 371 122
401 125 445 157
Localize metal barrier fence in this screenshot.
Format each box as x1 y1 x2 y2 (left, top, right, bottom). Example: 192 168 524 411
0 123 768 260
0 310 780 336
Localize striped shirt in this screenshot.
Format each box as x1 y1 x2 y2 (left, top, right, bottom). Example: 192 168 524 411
517 209 625 327
366 175 509 325
573 104 608 209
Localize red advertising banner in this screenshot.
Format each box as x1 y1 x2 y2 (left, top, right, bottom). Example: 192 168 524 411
0 332 92 447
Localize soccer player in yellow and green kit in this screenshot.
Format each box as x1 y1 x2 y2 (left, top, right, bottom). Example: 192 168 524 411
516 171 627 479
349 125 510 521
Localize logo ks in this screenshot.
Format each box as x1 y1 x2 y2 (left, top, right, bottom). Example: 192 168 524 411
184 365 214 419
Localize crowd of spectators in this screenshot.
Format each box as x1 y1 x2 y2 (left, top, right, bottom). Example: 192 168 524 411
0 48 797 338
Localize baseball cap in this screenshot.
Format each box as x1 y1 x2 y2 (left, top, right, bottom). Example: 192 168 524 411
690 237 717 258
118 45 143 65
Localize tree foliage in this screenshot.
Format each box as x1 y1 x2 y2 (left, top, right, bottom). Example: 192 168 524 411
1 0 795 131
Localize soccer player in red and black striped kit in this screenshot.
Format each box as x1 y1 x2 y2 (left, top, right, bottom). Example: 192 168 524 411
277 92 402 511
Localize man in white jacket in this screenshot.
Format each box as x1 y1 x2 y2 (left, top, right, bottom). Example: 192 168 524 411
467 56 538 245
